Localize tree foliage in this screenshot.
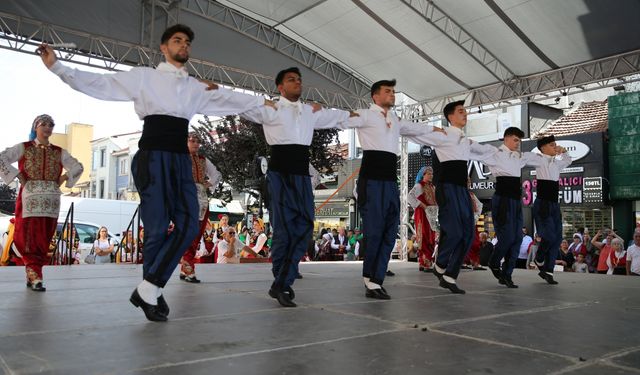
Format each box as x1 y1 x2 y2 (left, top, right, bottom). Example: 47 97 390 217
0 184 16 215
192 115 344 201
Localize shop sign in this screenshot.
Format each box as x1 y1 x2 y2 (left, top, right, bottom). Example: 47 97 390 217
315 202 349 217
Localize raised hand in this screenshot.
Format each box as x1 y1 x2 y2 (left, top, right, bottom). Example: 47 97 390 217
36 44 57 69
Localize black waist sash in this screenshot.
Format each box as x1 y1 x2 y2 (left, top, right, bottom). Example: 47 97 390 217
495 176 522 199
269 144 310 175
439 160 468 187
139 115 189 153
537 179 559 201
359 150 397 181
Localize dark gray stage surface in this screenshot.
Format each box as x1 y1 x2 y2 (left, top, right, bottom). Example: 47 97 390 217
0 261 638 375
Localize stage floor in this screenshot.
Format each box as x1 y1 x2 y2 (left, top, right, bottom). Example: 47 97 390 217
0 261 638 375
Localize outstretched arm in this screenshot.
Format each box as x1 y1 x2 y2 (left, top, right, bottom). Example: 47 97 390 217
39 44 142 102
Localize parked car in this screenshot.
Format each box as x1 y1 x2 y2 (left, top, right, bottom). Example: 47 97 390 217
53 221 119 264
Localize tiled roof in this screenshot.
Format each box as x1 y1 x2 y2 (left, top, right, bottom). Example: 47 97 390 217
535 100 608 138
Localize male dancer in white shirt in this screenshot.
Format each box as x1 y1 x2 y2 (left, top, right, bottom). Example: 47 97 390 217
38 24 271 321
471 127 542 288
427 101 496 294
241 67 357 307
532 135 572 284
345 79 445 299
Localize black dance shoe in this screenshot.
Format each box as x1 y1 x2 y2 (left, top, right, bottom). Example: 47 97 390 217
365 286 391 300
130 289 168 322
28 281 46 292
182 275 201 283
385 270 395 277
157 295 170 316
269 286 297 307
538 271 558 285
502 277 519 288
439 279 466 294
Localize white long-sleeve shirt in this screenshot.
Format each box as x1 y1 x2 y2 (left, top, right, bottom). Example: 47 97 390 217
241 96 350 145
0 140 83 188
415 125 496 162
330 235 351 251
344 104 439 153
472 144 544 177
49 61 264 120
534 152 572 181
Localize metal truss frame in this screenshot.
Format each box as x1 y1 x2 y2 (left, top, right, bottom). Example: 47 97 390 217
0 10 369 110
400 49 640 120
178 0 372 98
402 0 515 83
398 138 409 261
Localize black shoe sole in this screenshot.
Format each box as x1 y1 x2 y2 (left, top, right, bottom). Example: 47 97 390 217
439 279 466 294
130 290 168 322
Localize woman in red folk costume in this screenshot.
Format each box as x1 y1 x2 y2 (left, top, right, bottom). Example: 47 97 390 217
0 115 83 291
179 132 222 282
408 166 437 272
463 178 486 271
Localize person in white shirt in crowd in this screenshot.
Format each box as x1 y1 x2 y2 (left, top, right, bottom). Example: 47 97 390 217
331 227 351 260
517 227 533 269
93 226 115 264
240 67 356 308
531 135 572 285
37 24 272 322
218 227 257 264
247 218 269 258
626 229 640 276
572 253 589 273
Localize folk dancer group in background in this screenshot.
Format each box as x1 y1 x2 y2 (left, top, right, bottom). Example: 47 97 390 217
0 20 575 321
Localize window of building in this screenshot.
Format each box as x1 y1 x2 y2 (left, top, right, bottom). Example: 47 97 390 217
100 148 106 168
119 158 129 175
99 179 105 199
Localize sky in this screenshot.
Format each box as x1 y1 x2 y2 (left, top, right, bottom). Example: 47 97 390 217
0 48 145 151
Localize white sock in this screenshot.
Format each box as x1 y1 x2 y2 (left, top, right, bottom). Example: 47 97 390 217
363 277 370 286
137 280 159 305
157 287 163 298
365 279 382 290
443 275 456 284
435 264 446 274
546 272 554 276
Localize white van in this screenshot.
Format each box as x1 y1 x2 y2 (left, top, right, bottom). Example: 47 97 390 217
59 197 140 238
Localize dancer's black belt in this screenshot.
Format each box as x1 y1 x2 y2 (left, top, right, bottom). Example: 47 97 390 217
139 115 189 153
495 176 522 199
537 179 559 201
270 144 310 175
438 160 467 187
359 150 397 181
